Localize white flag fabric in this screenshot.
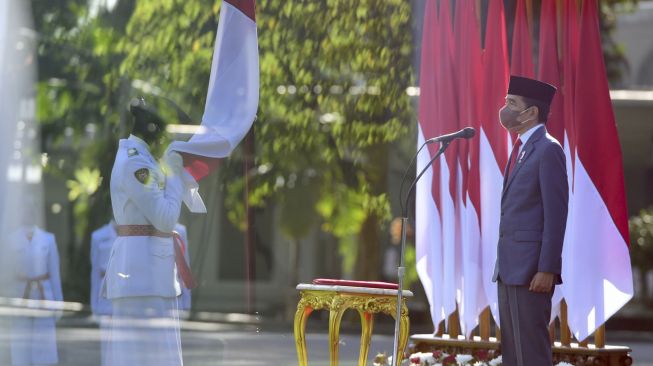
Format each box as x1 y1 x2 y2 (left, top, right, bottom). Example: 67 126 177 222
168 0 259 212
416 126 445 330
561 0 633 341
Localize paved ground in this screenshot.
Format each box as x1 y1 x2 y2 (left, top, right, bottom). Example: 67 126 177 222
3 316 653 365
58 327 653 365
52 324 396 366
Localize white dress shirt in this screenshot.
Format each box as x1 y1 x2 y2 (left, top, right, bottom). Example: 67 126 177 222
517 123 544 153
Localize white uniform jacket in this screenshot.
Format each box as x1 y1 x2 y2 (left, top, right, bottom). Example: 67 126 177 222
90 222 117 315
11 226 63 303
104 135 185 299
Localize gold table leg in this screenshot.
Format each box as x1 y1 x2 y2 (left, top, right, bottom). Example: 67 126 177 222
329 297 350 366
357 311 374 366
294 299 314 366
398 304 410 366
390 302 410 366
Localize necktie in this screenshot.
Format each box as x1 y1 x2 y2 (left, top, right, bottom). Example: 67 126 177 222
507 139 523 176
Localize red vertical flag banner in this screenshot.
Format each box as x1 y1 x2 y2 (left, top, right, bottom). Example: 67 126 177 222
511 0 535 77
537 0 568 321
561 0 580 164
416 0 446 331
479 0 510 323
537 0 564 143
563 0 633 341
454 0 486 337
509 0 535 143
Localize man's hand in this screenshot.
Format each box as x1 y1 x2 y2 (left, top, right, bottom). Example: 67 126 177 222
529 272 554 293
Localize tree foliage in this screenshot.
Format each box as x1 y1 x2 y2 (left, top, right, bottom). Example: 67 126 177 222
630 207 653 270
629 207 653 303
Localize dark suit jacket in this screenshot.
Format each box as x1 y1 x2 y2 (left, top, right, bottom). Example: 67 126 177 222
492 126 568 286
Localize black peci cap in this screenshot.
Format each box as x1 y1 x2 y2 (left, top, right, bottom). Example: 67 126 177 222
507 75 557 108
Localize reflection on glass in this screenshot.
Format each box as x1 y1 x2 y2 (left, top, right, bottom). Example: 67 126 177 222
90 220 191 365
1 0 47 365
10 223 63 366
89 220 116 366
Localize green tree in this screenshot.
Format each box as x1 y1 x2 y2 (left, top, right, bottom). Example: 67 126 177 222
629 207 653 303
252 0 414 282
119 0 415 284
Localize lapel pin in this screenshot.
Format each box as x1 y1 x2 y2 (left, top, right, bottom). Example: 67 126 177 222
518 150 526 163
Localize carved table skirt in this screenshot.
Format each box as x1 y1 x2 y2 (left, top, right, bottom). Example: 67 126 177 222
294 283 413 366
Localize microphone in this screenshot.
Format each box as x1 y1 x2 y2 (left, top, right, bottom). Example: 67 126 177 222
425 127 476 144
398 126 476 216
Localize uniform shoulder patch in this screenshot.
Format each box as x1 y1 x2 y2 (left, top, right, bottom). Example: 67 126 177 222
127 148 139 157
134 168 150 184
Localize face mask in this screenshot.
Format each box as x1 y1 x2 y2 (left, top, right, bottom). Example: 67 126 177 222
499 105 529 130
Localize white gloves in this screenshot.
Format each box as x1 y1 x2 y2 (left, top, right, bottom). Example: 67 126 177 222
162 149 184 176
162 144 207 213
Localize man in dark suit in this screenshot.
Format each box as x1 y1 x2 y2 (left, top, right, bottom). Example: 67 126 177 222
492 76 568 366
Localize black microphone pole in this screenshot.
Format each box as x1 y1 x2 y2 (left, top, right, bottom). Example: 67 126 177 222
398 139 435 216
391 140 451 366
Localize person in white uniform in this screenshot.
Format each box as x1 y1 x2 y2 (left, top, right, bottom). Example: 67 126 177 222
10 223 63 366
103 97 195 366
91 220 191 365
89 221 116 366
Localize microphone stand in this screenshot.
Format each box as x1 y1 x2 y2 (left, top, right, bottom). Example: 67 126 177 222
391 140 451 366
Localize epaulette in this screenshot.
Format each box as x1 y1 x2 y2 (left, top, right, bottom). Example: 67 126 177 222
128 148 139 157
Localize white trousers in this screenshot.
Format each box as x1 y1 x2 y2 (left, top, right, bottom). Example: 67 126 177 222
105 297 182 366
97 316 111 366
10 315 58 366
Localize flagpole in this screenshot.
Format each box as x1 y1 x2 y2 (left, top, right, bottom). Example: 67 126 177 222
392 141 451 366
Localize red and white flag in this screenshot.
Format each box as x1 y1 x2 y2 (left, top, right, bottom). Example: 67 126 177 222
416 0 471 333
417 0 511 330
478 0 510 323
453 0 486 337
415 0 633 341
537 0 568 322
169 0 259 212
562 0 633 341
416 0 446 330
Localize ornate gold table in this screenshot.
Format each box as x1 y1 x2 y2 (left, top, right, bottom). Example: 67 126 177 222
294 282 413 366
